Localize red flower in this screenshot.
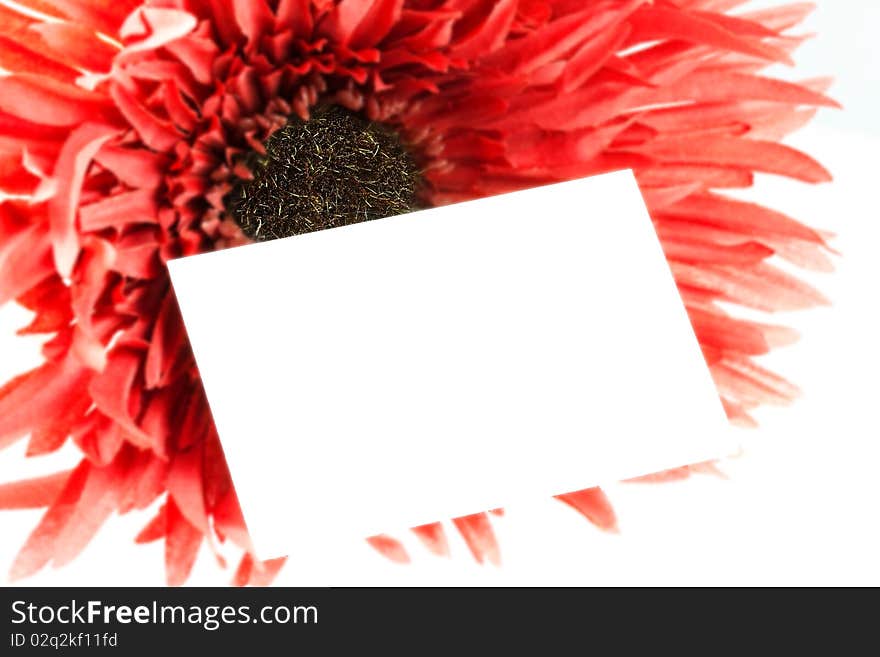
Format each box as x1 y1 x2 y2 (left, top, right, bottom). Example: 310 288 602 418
0 0 835 584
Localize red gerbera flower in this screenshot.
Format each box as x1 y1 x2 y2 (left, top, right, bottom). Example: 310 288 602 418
0 0 835 585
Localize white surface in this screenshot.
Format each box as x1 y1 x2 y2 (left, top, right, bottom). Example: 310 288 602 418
1 1 878 586
168 171 734 561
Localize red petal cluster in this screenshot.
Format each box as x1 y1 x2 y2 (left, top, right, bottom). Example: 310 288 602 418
0 0 834 583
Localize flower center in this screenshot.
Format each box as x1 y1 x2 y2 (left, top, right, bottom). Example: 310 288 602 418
230 105 421 241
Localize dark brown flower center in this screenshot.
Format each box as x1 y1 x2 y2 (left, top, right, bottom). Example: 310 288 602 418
229 105 421 241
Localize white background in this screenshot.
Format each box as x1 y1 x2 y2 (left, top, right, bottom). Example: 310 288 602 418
1 1 878 586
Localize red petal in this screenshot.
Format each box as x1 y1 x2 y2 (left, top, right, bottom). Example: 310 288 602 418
320 0 371 44
165 34 219 85
95 144 167 189
349 0 403 49
638 180 712 213
0 6 82 81
173 387 213 451
165 498 203 586
27 391 91 456
628 467 693 483
2 0 67 21
167 444 209 533
10 460 90 580
276 0 313 37
231 552 254 586
121 451 167 512
49 123 119 277
15 274 73 336
659 235 774 267
160 81 199 132
712 357 800 406
452 512 500 565
641 71 839 108
112 228 161 279
748 107 818 142
672 261 828 312
742 3 816 32
0 34 78 81
487 85 630 132
633 136 831 183
145 293 187 389
199 428 229 510
561 23 630 92
135 503 167 543
30 22 118 72
721 397 758 428
230 0 275 43
72 413 125 466
50 454 130 567
79 189 159 232
637 163 753 189
690 7 779 37
628 5 792 64
212 488 252 552
197 0 243 46
687 306 770 355
119 7 198 54
0 470 72 510
494 8 613 75
452 0 517 59
109 83 180 153
69 237 116 368
555 487 619 532
505 122 631 168
0 221 54 307
0 75 114 127
0 356 91 450
46 0 143 36
765 235 834 272
661 193 826 244
233 554 286 587
88 347 154 446
366 534 410 563
411 522 450 557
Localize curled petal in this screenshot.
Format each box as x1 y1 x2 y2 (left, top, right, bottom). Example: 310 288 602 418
119 8 198 56
49 124 119 277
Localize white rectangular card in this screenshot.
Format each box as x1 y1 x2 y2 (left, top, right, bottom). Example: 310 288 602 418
168 170 735 559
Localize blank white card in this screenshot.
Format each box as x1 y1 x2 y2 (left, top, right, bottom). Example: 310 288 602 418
168 170 735 558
